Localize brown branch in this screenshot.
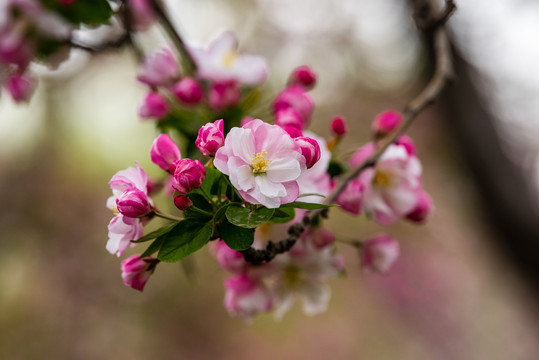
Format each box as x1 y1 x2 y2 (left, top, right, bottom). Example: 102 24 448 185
242 0 456 265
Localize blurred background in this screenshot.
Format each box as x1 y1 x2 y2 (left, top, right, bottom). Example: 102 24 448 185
1 0 539 359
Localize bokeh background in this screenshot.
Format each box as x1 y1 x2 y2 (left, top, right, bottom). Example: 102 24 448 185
1 0 538 359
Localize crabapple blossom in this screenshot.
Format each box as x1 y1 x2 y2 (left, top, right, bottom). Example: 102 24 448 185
4 72 35 102
121 254 158 292
361 235 400 274
106 214 143 257
150 134 181 172
127 0 156 32
273 85 314 127
373 110 402 137
336 179 363 215
173 194 192 210
349 142 376 167
282 126 302 139
172 77 203 105
188 30 268 85
395 134 417 156
171 159 206 194
208 80 240 110
274 107 304 130
137 48 179 87
139 92 169 119
330 116 347 137
294 136 321 169
224 274 273 320
406 190 433 223
116 188 152 218
196 119 224 157
288 65 317 89
210 240 246 274
214 119 306 208
107 162 150 211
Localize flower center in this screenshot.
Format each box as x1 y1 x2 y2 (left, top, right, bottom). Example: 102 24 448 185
373 170 392 187
284 266 301 288
251 151 271 174
222 51 237 68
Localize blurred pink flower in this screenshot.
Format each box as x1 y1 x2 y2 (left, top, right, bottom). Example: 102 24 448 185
273 85 314 127
288 65 317 89
121 254 157 292
224 274 273 321
137 48 179 87
361 235 399 274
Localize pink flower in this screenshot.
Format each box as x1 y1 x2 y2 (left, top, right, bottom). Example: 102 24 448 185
210 240 246 273
372 110 402 138
224 274 273 320
196 119 225 157
107 162 150 211
288 65 317 89
294 136 321 169
139 92 169 119
395 134 416 156
106 214 143 257
336 179 363 215
173 194 192 210
359 144 422 225
127 0 155 32
349 142 376 167
361 235 399 274
273 85 314 127
137 48 179 87
330 116 347 137
296 131 331 203
308 227 335 249
214 119 306 208
121 254 158 292
188 30 268 85
4 72 35 102
406 190 433 223
171 159 206 194
150 134 181 172
116 188 152 218
282 126 302 138
208 80 240 110
172 77 203 105
274 107 304 130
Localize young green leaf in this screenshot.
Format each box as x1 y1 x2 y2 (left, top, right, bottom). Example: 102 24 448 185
140 236 166 258
220 220 254 251
131 224 176 243
225 204 275 228
157 220 213 262
270 207 296 224
281 201 333 210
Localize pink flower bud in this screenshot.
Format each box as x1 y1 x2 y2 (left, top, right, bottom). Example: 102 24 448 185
173 194 192 210
275 107 304 130
406 191 433 223
361 235 399 274
4 73 36 102
209 80 240 110
310 227 335 249
139 92 169 119
224 274 273 320
137 48 179 87
330 116 347 137
240 116 254 127
116 188 151 218
395 135 416 156
336 179 363 215
288 65 317 89
294 136 321 169
172 159 206 193
121 254 157 292
196 119 225 157
273 85 314 126
127 0 155 31
210 240 246 273
173 77 203 105
372 110 402 137
349 143 376 167
283 125 302 138
150 134 181 172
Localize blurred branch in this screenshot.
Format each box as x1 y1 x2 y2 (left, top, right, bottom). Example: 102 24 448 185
242 0 456 265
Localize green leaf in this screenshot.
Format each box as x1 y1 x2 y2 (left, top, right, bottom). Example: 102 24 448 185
200 167 220 194
281 201 333 210
42 0 113 25
226 205 275 228
213 204 229 222
131 224 176 243
328 160 346 178
270 207 296 224
186 193 213 213
157 220 212 262
140 236 166 257
297 193 326 199
220 220 254 251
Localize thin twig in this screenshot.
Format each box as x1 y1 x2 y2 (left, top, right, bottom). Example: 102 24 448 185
242 0 456 265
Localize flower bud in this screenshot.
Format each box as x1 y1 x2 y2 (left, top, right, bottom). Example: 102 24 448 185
150 134 181 172
294 136 321 169
172 159 206 193
173 77 203 105
336 179 363 215
275 107 304 130
395 135 416 156
121 254 157 292
139 92 169 119
240 116 254 127
273 85 314 126
288 65 317 89
361 235 399 274
282 125 302 138
116 188 151 218
372 110 402 137
310 227 335 249
4 73 36 103
330 116 347 137
406 191 433 223
209 80 240 110
137 48 179 87
210 240 246 273
173 194 192 210
196 119 225 156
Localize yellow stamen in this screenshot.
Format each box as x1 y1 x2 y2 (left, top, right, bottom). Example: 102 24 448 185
251 151 272 174
372 171 392 187
223 51 237 68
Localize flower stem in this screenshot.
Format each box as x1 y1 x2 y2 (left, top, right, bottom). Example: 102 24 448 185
153 211 182 222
